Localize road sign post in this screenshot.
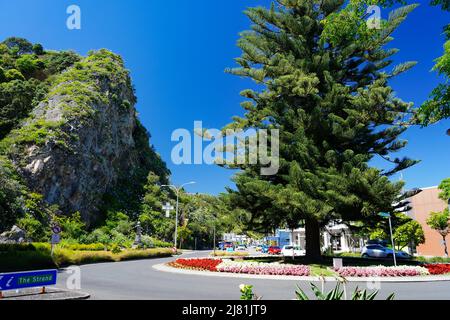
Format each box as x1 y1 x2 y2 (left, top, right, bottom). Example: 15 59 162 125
50 224 62 256
0 269 57 298
379 212 397 267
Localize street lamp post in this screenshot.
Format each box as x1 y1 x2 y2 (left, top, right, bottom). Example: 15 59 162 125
161 181 196 251
380 212 397 267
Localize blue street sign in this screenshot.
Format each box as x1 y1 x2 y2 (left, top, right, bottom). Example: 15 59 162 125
0 270 57 291
379 212 391 218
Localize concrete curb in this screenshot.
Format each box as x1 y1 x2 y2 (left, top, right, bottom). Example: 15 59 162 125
153 263 450 283
0 288 90 300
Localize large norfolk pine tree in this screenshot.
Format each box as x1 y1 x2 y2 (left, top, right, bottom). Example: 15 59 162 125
224 0 419 261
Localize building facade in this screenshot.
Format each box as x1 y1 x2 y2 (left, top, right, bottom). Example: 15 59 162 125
408 186 449 257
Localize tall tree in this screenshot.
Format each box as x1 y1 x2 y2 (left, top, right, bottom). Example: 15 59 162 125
415 0 450 132
224 0 418 261
427 209 450 257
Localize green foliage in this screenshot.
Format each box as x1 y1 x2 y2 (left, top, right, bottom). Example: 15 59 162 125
370 228 388 241
0 243 36 252
439 178 450 201
57 212 88 241
415 0 450 127
58 242 106 251
111 244 121 254
0 67 5 83
240 285 256 300
43 51 80 74
0 157 24 230
394 219 425 250
427 209 450 232
223 0 418 261
32 43 44 55
5 69 24 81
2 37 33 55
295 282 395 300
16 214 46 241
15 54 41 77
0 79 49 139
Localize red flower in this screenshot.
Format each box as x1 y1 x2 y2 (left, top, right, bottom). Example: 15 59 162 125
175 258 223 271
425 264 450 275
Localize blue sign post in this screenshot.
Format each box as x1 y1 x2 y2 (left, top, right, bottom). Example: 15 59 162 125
379 212 397 267
0 269 57 298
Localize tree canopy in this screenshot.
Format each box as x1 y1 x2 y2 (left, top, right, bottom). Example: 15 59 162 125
223 0 418 261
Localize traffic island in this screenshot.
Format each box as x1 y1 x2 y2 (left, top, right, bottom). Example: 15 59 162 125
154 258 450 283
0 287 90 300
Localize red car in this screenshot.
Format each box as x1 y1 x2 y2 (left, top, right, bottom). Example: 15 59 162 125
268 246 282 255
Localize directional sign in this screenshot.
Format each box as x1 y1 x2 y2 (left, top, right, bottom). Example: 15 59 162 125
379 212 391 218
0 270 57 291
51 233 61 245
162 202 174 218
51 225 62 234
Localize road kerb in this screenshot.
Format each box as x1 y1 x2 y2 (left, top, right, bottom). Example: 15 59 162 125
153 263 450 283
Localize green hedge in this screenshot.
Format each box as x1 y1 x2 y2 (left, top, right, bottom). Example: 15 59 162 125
58 243 106 251
0 245 173 272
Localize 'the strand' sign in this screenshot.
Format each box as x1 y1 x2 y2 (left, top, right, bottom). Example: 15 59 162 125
0 270 57 291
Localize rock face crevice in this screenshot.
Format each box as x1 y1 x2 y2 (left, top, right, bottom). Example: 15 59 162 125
5 49 167 225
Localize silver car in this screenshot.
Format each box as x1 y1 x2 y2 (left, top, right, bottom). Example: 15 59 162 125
361 244 411 259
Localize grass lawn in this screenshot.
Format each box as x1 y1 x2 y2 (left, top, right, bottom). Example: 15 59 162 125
309 264 337 277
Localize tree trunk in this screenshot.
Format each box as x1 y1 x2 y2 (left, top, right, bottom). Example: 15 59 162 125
305 218 322 263
443 235 448 258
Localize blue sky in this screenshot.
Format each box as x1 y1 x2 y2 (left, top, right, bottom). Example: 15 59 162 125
0 0 448 195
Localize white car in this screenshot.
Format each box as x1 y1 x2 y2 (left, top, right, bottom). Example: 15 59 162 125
281 245 305 257
361 244 411 259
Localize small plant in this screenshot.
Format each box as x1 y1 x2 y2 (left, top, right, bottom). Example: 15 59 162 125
111 244 121 254
295 282 395 301
239 284 262 300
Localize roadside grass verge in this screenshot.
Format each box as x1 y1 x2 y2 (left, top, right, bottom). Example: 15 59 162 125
0 245 173 272
309 264 337 277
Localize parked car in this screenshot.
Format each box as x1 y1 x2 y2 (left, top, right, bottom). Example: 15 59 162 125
281 245 305 257
218 241 234 251
361 244 411 259
236 244 247 251
268 246 282 255
255 245 262 252
261 245 269 254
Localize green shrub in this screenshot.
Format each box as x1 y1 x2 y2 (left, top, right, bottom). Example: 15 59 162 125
117 248 172 261
57 212 88 240
416 256 450 263
0 67 5 82
5 69 25 81
59 242 106 251
16 214 48 242
111 244 121 254
15 54 40 77
0 249 55 272
32 43 44 55
0 243 36 252
0 243 172 271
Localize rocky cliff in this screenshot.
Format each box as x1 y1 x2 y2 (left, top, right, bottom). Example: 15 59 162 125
1 49 169 225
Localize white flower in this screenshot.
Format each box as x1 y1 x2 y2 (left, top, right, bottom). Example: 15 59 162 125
239 284 246 291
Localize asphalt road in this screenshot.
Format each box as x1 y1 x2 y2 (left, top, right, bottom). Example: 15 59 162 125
55 251 450 300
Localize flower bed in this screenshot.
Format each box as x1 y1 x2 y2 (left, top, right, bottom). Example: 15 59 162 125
334 266 429 277
172 258 223 271
217 261 310 276
425 264 450 275
170 258 310 276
